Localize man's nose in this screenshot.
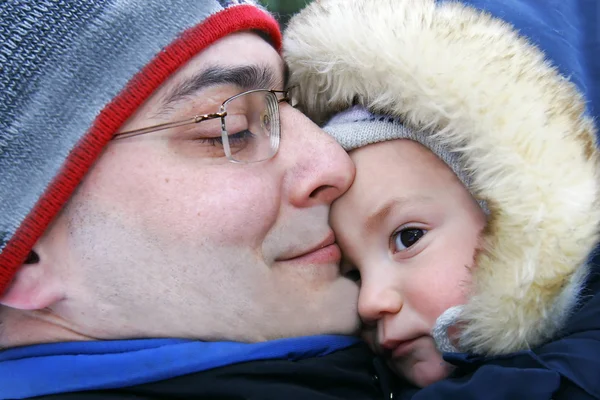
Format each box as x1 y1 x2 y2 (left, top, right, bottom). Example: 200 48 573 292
278 105 355 208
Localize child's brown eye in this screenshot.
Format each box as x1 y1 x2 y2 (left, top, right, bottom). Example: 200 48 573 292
392 228 426 252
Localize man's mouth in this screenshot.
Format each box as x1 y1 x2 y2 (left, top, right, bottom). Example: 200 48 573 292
276 232 340 263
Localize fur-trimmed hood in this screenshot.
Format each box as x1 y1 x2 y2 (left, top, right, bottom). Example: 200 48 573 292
284 0 600 356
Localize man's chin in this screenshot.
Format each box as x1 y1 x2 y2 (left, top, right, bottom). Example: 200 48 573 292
266 278 360 339
319 278 361 335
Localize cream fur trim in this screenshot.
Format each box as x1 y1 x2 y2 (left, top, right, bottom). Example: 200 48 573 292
284 0 600 355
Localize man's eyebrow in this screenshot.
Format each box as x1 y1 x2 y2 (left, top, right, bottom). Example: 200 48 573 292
160 64 282 111
365 195 434 233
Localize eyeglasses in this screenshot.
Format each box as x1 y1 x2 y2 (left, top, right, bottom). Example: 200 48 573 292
112 88 294 163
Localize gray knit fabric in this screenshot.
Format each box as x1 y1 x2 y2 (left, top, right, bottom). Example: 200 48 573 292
0 0 265 253
323 106 476 195
431 305 463 353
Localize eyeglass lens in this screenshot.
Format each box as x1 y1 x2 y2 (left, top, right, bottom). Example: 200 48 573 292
223 90 281 163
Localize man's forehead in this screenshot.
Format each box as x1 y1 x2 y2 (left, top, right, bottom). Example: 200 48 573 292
149 32 286 114
171 31 283 83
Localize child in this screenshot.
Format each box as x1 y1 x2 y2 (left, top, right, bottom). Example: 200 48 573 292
284 0 600 398
325 105 488 388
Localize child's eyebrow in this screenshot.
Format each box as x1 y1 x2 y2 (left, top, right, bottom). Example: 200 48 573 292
365 195 434 233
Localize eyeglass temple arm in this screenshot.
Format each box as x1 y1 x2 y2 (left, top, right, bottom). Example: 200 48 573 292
113 111 226 139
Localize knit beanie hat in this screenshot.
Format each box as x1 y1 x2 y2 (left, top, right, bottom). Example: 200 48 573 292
323 105 478 201
0 0 281 295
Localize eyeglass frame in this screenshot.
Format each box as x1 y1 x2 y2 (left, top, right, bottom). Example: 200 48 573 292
112 88 295 163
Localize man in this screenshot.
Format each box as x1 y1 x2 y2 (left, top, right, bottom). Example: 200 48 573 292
0 1 394 399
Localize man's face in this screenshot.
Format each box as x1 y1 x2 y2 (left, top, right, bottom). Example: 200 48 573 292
331 139 486 387
43 32 360 342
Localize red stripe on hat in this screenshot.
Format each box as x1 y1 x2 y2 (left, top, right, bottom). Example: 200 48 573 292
0 4 281 294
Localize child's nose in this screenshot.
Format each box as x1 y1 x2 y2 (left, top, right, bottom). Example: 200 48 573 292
358 280 402 324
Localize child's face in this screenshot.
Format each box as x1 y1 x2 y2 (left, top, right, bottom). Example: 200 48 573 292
331 139 486 388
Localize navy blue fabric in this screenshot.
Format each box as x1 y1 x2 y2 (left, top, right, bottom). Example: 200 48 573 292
393 250 600 400
0 335 360 400
438 0 600 131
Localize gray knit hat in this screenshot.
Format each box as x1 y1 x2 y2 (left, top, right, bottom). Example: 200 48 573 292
0 0 280 294
324 105 477 199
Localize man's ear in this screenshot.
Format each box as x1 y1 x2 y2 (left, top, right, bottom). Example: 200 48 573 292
0 250 63 310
